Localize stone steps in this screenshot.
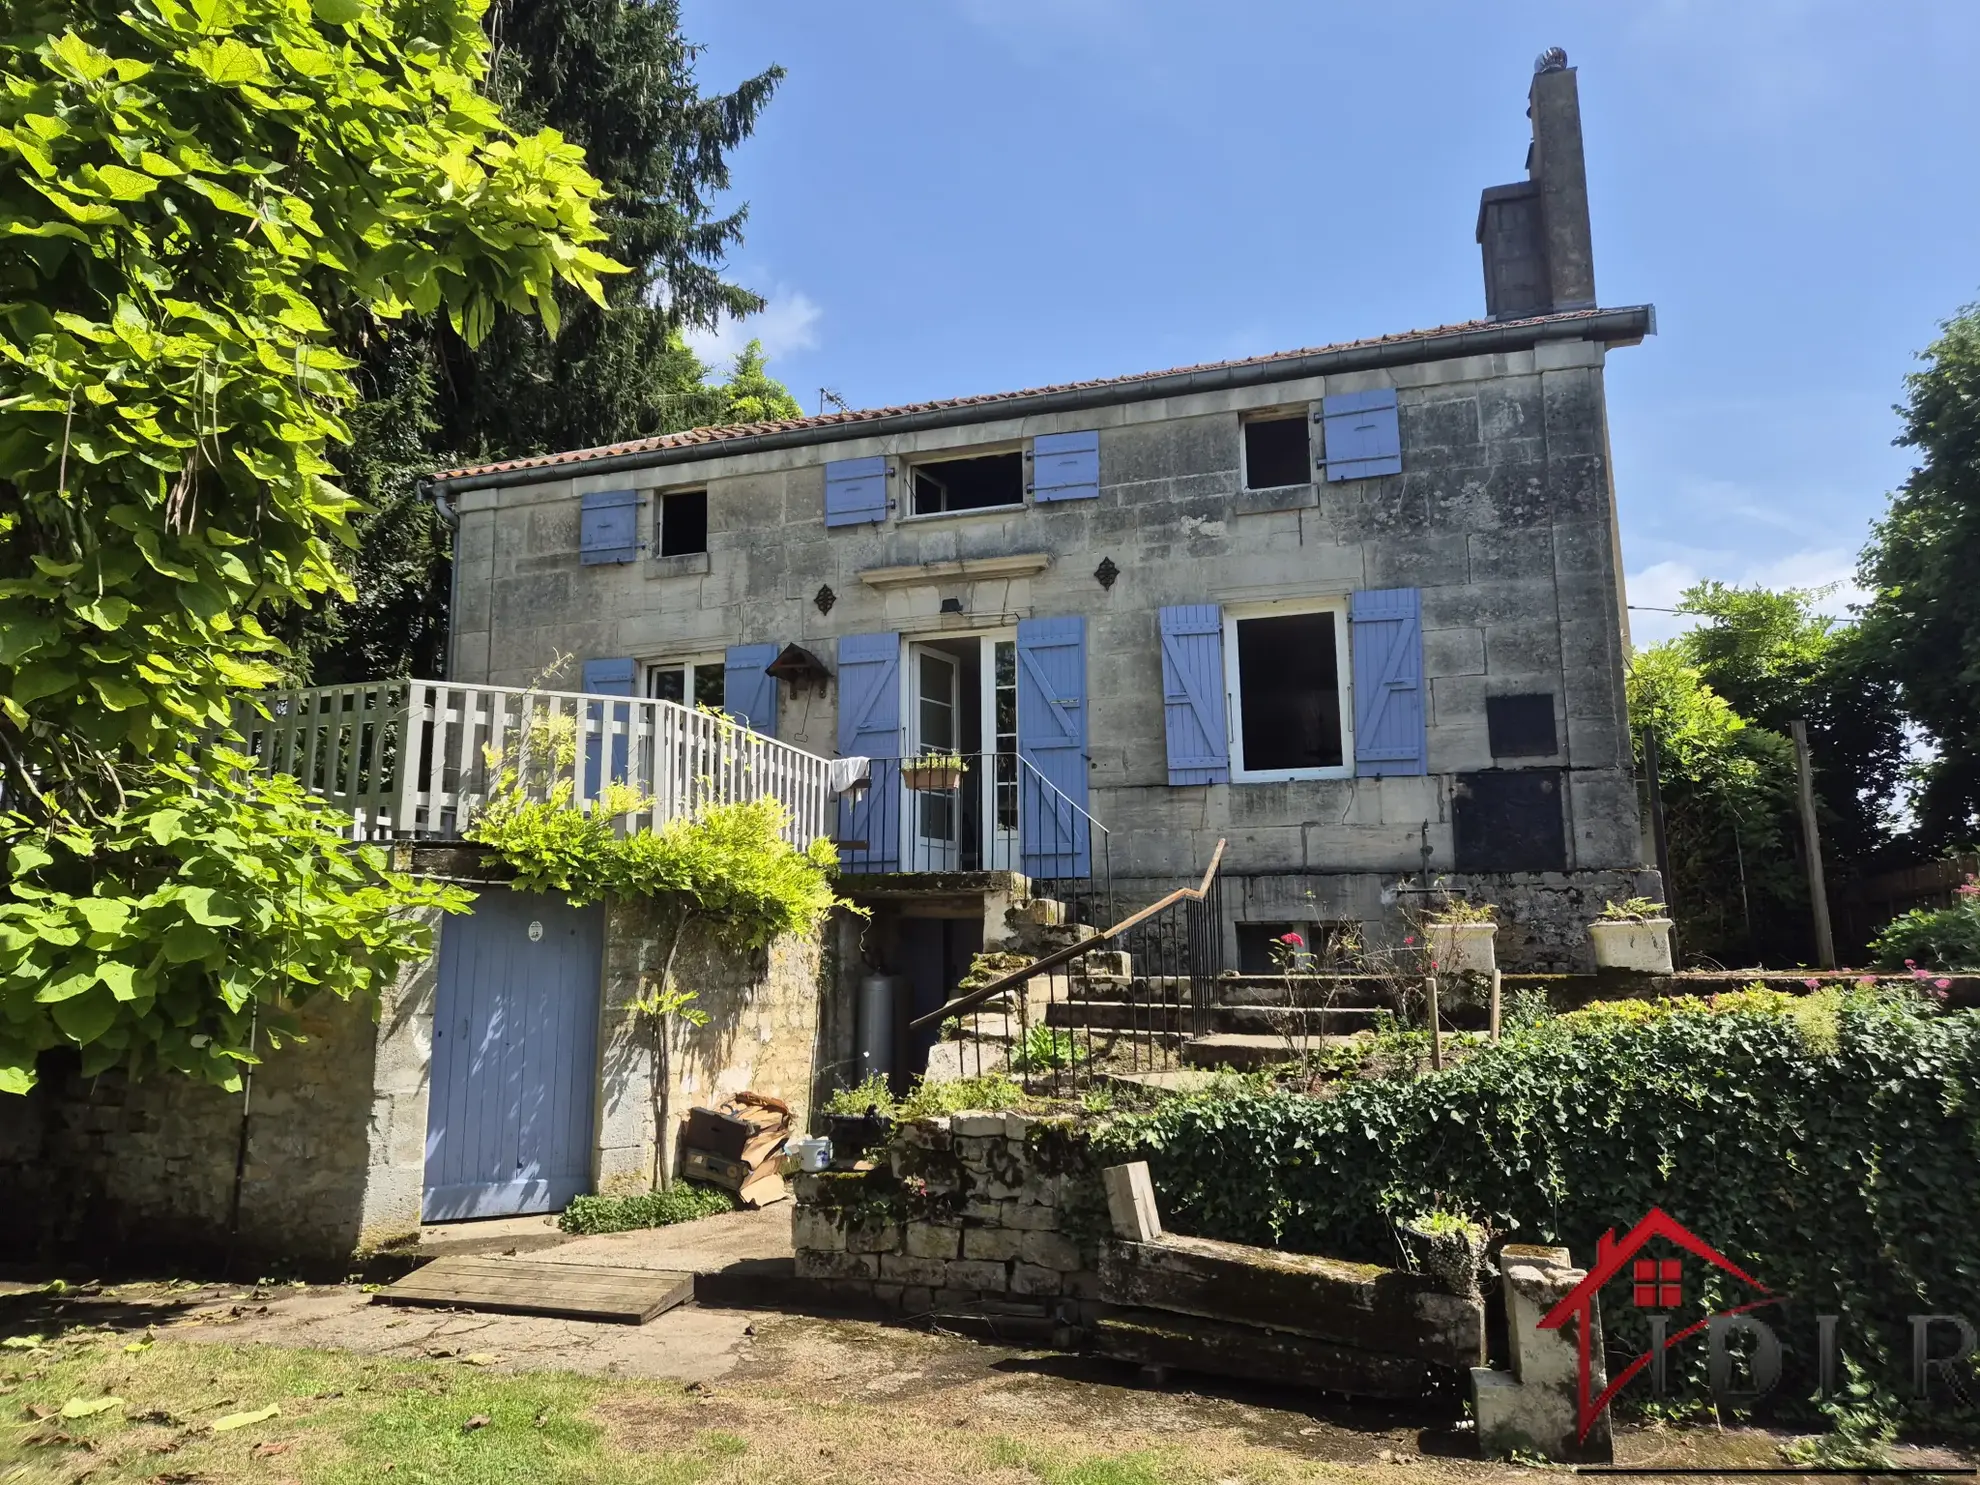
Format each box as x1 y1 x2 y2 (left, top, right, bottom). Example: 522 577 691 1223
1181 1032 1370 1071
1043 999 1382 1037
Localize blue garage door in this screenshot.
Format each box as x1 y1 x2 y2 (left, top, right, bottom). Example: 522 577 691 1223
423 890 603 1221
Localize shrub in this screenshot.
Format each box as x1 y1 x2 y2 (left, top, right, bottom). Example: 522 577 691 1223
1097 990 1980 1424
1869 893 1980 971
823 1073 895 1118
558 1182 737 1235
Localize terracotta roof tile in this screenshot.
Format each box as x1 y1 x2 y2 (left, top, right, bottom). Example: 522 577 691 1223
432 307 1635 484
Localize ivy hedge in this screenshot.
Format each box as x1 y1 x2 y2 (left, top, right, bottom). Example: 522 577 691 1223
1096 990 1980 1426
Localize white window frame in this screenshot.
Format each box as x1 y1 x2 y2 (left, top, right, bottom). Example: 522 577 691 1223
1239 407 1317 494
1222 596 1355 782
642 653 726 712
901 443 1027 521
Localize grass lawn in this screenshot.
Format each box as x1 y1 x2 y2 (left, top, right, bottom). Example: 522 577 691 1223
0 1322 1376 1485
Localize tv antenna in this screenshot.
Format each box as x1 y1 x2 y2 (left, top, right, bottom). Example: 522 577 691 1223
818 387 850 416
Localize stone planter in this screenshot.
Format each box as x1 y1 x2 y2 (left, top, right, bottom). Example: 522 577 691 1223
900 762 963 792
1589 918 1673 973
1426 922 1497 977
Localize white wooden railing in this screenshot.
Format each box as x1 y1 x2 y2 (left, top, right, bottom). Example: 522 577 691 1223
234 680 834 849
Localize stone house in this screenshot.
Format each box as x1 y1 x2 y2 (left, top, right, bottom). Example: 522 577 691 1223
427 56 1658 1021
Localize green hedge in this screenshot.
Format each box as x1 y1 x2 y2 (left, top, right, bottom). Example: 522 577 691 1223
1096 991 1980 1424
557 1182 737 1235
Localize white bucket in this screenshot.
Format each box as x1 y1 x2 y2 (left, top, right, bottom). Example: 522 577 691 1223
790 1137 833 1173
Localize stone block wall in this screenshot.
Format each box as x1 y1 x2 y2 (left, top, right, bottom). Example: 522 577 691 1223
790 1112 1109 1318
595 898 829 1194
0 906 439 1268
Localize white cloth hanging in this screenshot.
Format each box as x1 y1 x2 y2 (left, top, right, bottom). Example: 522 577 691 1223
828 755 871 795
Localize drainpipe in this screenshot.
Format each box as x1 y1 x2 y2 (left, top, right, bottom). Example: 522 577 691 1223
420 476 457 682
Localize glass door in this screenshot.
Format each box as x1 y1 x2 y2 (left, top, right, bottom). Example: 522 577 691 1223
908 647 961 871
982 637 1019 870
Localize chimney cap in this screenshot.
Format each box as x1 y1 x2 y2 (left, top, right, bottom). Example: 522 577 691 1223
1534 46 1568 74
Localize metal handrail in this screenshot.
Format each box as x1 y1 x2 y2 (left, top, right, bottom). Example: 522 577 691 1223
910 838 1226 1033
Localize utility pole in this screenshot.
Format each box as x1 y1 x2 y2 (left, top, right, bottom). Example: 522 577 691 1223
1643 727 1679 966
1790 720 1836 969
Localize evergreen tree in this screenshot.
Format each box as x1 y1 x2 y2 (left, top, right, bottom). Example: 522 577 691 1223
303 0 788 682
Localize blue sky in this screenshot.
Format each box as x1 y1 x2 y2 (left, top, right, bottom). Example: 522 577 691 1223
678 1 1980 646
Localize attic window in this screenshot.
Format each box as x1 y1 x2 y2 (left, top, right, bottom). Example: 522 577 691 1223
659 489 708 556
910 452 1024 516
1243 414 1311 491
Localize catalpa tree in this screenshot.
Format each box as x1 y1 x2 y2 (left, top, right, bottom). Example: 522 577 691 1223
0 0 621 1092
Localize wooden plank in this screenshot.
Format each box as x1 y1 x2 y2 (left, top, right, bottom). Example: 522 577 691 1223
373 1257 693 1325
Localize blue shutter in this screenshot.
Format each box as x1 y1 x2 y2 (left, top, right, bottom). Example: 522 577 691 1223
1159 605 1230 785
1032 431 1100 502
723 643 779 736
580 656 636 796
825 456 889 526
1016 616 1090 877
1349 588 1426 777
580 489 640 563
836 632 902 871
1323 389 1402 481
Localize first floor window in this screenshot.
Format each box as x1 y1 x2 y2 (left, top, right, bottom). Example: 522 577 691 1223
645 657 725 712
1225 602 1350 780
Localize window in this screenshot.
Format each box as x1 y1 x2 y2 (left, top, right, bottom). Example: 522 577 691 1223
658 489 708 557
910 451 1024 516
1224 601 1352 780
1243 414 1311 491
645 657 725 712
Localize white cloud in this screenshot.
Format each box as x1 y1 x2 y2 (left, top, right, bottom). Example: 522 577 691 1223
1624 547 1867 649
683 286 822 371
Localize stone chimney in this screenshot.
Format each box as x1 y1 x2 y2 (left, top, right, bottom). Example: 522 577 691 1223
1476 48 1597 320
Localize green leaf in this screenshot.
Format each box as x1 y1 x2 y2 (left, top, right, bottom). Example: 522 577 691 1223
50 986 118 1043
310 0 366 22
97 961 141 1000
163 922 221 963
90 676 148 711
146 809 189 845
74 596 133 631
8 841 53 875
75 899 132 934
91 165 159 201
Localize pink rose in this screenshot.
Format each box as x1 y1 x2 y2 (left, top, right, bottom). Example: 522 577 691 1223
1279 932 1305 948
1936 978 1952 991
1804 977 1821 990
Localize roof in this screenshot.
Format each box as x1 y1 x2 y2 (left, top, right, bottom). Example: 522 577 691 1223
429 303 1655 492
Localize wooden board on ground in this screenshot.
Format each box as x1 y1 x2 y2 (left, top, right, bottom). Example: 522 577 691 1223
374 1257 693 1325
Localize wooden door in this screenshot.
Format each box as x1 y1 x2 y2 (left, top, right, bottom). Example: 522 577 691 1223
423 890 602 1221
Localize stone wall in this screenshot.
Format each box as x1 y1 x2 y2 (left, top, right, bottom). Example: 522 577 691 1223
450 326 1650 953
0 907 439 1268
790 1112 1108 1319
595 898 830 1194
0 872 834 1267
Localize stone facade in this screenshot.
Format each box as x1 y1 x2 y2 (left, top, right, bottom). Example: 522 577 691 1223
790 1112 1109 1319
443 328 1655 969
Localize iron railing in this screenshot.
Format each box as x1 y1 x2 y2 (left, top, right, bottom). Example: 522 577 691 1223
234 679 835 848
835 751 1113 924
910 840 1226 1091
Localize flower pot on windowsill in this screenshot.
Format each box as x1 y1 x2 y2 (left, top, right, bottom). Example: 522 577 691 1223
1426 922 1497 977
1589 918 1674 974
901 763 963 792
